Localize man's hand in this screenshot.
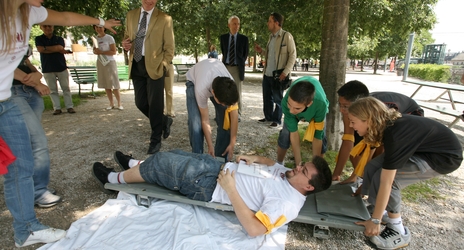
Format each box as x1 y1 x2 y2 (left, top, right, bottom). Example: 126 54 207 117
279 72 287 81
34 83 50 96
122 38 132 51
217 168 236 193
207 146 215 158
21 72 42 87
355 220 381 236
254 43 262 54
235 155 257 165
222 144 234 161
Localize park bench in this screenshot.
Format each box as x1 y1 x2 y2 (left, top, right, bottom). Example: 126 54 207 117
415 101 463 128
173 63 194 82
68 66 97 98
117 65 132 89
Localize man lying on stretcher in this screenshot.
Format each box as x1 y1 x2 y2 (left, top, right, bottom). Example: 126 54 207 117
92 150 332 237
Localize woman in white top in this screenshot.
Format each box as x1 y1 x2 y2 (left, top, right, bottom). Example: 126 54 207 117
0 0 119 247
93 25 122 110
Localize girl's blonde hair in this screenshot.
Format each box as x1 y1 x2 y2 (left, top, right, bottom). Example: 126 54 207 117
1 1 30 54
348 96 401 144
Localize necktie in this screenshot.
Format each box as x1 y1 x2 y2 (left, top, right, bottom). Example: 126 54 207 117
134 11 148 62
228 35 235 65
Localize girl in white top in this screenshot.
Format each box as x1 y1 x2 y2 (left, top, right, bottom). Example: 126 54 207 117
93 25 122 110
0 0 119 247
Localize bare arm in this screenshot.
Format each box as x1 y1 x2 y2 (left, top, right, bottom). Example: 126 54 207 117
332 114 354 180
222 109 238 160
290 131 302 164
41 9 121 34
199 106 214 157
36 44 65 54
217 169 267 237
311 138 323 157
93 43 117 56
24 59 50 96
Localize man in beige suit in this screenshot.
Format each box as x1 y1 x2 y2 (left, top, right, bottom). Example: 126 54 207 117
254 12 296 128
122 0 175 154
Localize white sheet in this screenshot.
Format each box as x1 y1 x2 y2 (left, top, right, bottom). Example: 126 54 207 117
39 192 287 250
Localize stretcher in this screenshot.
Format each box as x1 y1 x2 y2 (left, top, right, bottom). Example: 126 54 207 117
104 182 370 239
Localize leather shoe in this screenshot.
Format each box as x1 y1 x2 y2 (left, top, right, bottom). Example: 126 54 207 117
163 117 173 139
258 118 266 123
147 143 161 154
269 122 279 127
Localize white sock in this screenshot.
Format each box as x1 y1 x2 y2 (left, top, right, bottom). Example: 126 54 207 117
382 210 390 223
128 159 143 168
389 216 406 235
108 172 126 184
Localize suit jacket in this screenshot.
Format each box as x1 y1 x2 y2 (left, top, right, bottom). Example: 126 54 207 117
220 33 249 81
125 8 175 80
262 29 296 77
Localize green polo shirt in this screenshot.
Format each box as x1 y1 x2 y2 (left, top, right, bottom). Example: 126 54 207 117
282 76 329 140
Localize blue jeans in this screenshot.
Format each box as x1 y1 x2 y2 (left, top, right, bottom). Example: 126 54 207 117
11 85 50 200
186 81 230 160
139 150 222 201
277 122 328 154
262 76 283 124
0 98 48 245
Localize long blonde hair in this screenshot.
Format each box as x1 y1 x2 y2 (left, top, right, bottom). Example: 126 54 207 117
348 97 401 144
0 1 30 54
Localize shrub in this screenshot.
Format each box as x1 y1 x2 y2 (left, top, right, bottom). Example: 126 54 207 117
408 64 451 83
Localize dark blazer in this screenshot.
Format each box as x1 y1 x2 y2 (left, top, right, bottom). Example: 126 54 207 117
220 33 249 81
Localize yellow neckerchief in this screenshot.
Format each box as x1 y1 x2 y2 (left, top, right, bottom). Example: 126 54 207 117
350 139 380 177
255 210 287 234
335 134 356 162
223 103 238 130
303 119 325 142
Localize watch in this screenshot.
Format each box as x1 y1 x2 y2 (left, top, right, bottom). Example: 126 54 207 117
370 217 381 225
43 46 47 51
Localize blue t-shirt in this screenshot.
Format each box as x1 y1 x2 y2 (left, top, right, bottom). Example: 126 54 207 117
35 34 67 73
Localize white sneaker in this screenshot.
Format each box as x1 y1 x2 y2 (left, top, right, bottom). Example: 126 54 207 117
15 228 66 247
35 190 62 208
118 106 124 110
370 223 411 249
106 106 113 110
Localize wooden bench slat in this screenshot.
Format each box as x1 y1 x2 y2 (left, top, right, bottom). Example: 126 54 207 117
68 66 97 97
173 64 194 82
416 101 463 128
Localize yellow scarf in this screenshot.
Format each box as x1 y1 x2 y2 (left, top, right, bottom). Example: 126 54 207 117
223 103 238 130
350 139 380 177
303 120 325 142
255 210 287 234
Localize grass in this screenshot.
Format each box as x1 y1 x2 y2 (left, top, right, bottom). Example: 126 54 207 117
255 124 449 203
42 91 106 111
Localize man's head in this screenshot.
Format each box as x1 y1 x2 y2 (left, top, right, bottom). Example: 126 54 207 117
141 0 157 11
337 80 369 115
287 80 315 115
228 16 240 35
211 77 239 106
267 12 283 33
286 156 332 196
40 25 54 37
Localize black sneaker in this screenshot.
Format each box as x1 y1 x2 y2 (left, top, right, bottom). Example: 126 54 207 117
163 116 173 139
114 151 134 171
92 162 115 194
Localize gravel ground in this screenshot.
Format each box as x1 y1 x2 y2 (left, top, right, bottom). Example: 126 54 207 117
0 70 463 249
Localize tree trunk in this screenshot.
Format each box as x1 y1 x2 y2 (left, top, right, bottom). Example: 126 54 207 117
206 27 211 53
320 0 349 151
373 51 379 74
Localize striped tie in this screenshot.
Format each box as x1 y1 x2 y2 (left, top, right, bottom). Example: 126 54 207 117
228 35 235 65
134 11 148 62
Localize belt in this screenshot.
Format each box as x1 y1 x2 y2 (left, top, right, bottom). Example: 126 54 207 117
0 97 10 102
220 163 226 171
225 64 238 66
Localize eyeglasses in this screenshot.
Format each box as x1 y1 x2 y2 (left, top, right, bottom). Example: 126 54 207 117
298 162 311 180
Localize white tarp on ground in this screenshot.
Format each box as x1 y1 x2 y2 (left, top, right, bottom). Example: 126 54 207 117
39 192 287 250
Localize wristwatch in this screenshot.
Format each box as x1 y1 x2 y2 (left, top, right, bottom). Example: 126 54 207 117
370 217 381 225
43 46 47 51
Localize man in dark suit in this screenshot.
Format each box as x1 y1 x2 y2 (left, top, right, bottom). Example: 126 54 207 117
122 0 175 154
220 16 249 118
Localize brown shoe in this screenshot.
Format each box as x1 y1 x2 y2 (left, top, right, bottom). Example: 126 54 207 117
67 108 76 114
53 109 62 115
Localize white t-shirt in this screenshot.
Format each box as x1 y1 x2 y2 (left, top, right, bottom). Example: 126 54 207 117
211 162 306 233
0 6 48 100
186 58 233 109
96 34 115 61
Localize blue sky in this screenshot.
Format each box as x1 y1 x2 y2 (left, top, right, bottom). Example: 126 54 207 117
431 0 464 52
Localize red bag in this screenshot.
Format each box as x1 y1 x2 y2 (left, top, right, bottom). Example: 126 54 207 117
0 136 16 175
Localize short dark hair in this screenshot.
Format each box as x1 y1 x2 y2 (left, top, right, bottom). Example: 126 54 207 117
212 77 239 106
288 80 315 106
271 12 284 27
337 80 369 102
307 156 332 195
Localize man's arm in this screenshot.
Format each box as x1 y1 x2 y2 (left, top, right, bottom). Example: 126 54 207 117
332 114 354 180
199 106 215 157
162 16 175 72
311 138 323 157
290 131 302 164
222 109 238 160
36 44 65 53
217 169 267 237
279 33 296 81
